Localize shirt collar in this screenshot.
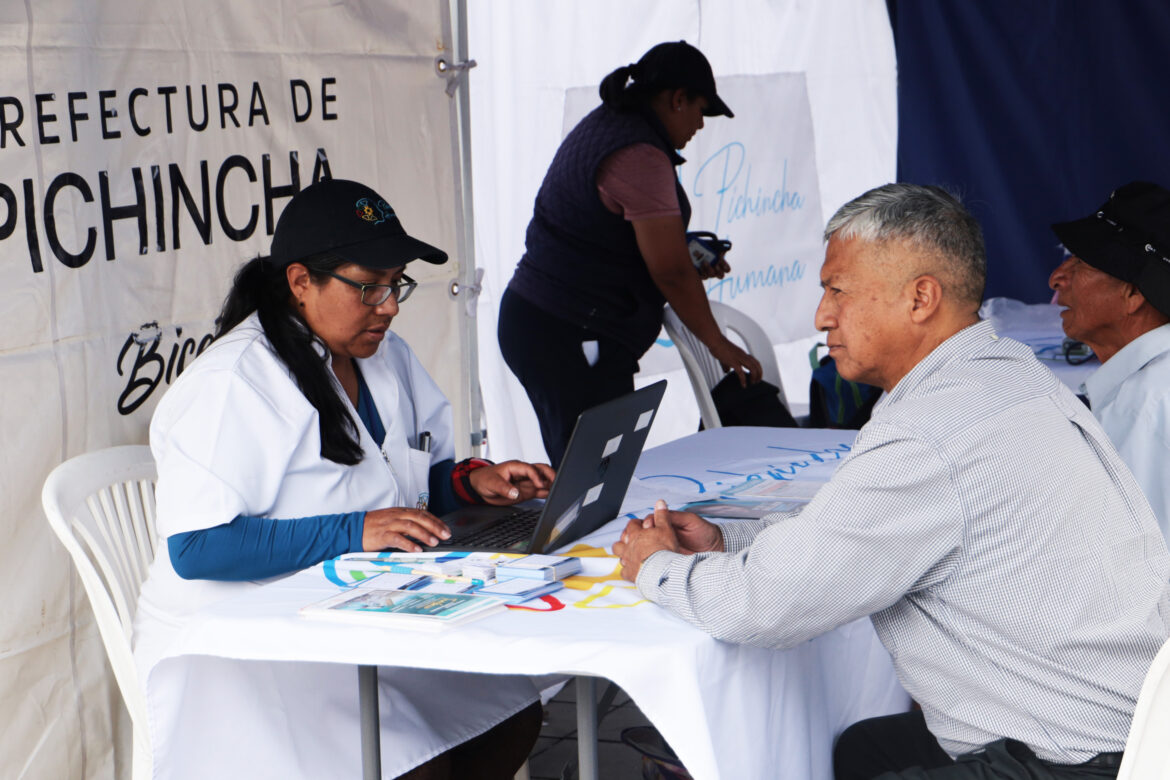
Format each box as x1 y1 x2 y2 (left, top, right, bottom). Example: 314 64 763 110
1084 323 1170 408
879 320 1003 410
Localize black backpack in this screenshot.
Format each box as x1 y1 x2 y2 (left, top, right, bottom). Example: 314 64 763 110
806 344 882 429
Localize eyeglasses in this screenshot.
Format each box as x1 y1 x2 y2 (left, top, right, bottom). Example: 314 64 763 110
323 271 418 305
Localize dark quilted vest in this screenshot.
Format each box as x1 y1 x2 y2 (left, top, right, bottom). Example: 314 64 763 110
508 105 692 356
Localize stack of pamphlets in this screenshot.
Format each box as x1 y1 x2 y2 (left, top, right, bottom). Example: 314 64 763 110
301 589 506 630
495 554 583 581
320 552 582 608
460 559 498 582
350 571 427 590
474 577 564 604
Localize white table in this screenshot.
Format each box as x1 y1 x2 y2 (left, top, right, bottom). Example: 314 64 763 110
156 428 909 780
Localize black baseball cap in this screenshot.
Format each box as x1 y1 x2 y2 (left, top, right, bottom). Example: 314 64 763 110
635 41 733 118
1051 181 1170 317
269 178 448 269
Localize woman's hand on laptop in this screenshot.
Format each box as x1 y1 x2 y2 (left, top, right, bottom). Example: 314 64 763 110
470 461 556 505
362 508 451 552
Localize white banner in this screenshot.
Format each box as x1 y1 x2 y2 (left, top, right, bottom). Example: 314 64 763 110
1 3 468 776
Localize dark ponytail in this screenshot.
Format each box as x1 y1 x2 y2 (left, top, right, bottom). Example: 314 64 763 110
214 254 364 466
600 42 711 114
599 63 650 111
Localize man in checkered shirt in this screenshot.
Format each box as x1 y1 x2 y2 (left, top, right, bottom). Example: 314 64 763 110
615 183 1170 779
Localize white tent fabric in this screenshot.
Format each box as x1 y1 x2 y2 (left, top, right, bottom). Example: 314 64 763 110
468 0 897 462
2 1 895 776
1 2 472 776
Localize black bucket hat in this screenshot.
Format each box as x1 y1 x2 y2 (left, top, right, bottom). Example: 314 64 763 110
634 40 733 118
269 178 448 269
1051 181 1170 317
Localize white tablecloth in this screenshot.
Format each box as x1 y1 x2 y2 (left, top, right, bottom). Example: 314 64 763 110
153 427 910 779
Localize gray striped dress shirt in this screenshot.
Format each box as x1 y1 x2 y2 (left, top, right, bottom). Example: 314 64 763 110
638 320 1170 763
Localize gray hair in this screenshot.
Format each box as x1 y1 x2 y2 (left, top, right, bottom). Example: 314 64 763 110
824 183 987 305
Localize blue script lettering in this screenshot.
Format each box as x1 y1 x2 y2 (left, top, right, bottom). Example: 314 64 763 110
705 260 806 302
693 142 805 233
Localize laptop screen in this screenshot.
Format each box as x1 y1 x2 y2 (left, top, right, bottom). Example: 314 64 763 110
528 380 667 553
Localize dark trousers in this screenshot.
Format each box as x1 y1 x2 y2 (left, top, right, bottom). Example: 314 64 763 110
834 712 1121 780
498 288 639 468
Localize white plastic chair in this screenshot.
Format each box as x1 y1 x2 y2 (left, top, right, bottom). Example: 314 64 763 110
42 445 158 780
663 301 786 429
1118 635 1170 779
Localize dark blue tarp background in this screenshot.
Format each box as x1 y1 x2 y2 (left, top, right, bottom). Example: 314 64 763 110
889 1 1170 302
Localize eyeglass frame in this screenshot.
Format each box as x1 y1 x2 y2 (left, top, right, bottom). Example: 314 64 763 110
321 270 418 305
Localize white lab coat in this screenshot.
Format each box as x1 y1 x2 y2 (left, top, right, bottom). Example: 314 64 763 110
135 312 537 779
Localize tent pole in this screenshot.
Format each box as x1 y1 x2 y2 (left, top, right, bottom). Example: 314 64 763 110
441 0 486 459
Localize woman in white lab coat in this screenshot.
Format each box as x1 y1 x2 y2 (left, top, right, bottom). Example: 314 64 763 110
135 178 551 780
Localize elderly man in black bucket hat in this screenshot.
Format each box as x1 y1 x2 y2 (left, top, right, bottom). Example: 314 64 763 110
1049 180 1170 544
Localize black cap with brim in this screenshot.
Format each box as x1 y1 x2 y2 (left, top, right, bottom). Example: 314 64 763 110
1051 181 1170 318
702 92 733 118
636 41 733 119
269 178 448 269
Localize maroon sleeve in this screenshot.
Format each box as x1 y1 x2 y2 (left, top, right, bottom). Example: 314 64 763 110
596 143 682 220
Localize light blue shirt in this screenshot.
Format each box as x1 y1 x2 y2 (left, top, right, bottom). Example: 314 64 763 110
1085 323 1170 544
638 320 1170 763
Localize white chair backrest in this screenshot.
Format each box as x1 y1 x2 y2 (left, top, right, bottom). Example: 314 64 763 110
663 301 785 429
1118 635 1170 779
42 444 158 780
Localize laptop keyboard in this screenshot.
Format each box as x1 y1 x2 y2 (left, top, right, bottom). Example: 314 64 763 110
436 507 542 549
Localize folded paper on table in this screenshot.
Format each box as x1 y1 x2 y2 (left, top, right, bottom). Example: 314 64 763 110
411 578 478 594
301 589 507 630
473 578 565 604
348 572 428 590
338 552 467 575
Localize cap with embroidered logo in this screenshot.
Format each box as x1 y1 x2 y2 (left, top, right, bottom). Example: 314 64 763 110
269 178 448 269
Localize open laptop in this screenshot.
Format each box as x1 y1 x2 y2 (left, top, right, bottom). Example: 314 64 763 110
436 380 667 554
